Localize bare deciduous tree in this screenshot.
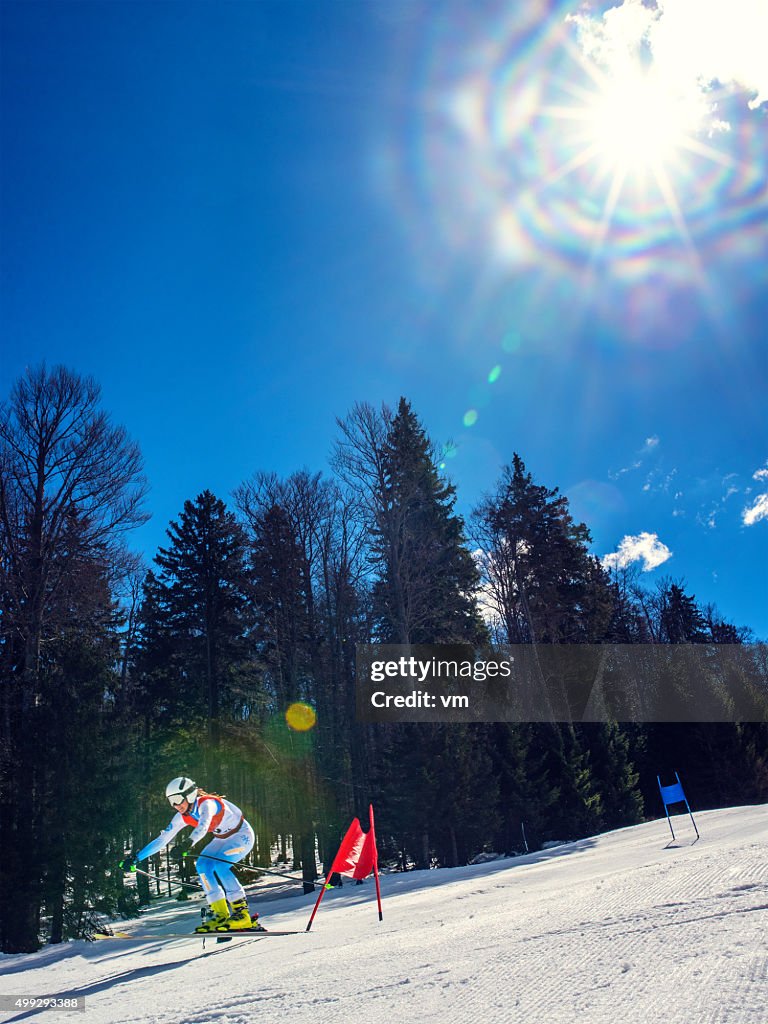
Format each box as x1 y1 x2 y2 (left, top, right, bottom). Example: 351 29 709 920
0 364 148 697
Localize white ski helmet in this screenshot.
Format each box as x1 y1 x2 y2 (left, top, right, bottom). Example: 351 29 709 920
165 777 198 808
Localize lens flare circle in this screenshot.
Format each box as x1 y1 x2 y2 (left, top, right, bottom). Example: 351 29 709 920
285 702 317 733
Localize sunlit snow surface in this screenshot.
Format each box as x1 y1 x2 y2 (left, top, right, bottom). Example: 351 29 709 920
2 806 767 1024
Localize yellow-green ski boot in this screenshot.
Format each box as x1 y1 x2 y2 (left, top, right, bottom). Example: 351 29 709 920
195 898 230 933
227 898 255 930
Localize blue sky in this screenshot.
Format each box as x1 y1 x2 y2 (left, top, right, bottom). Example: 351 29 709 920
2 1 766 637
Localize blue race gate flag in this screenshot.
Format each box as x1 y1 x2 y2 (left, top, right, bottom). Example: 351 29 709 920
657 771 699 844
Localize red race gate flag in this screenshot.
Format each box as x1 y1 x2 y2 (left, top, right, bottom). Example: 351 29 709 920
306 804 382 930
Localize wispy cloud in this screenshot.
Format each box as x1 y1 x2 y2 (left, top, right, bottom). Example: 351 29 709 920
742 493 768 527
690 471 752 530
697 509 718 530
753 463 768 483
610 460 642 480
602 532 673 572
609 436 660 481
643 466 678 496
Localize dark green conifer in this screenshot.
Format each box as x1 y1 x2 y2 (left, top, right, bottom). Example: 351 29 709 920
372 398 486 644
150 491 252 745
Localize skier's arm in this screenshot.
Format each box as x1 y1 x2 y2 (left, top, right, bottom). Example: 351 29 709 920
187 799 218 848
135 814 187 863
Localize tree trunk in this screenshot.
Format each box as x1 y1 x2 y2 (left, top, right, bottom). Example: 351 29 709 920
419 830 430 871
448 825 459 868
299 832 318 895
49 894 65 945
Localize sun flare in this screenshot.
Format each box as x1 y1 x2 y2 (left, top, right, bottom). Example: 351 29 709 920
584 65 705 176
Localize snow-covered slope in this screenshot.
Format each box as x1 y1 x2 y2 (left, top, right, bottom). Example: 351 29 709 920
2 805 766 1024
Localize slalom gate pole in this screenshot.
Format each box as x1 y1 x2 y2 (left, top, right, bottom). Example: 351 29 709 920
677 772 700 841
305 867 335 931
370 804 383 922
685 805 700 841
657 775 676 842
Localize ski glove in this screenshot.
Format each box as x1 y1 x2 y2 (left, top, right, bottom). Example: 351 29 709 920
170 842 193 863
119 855 137 874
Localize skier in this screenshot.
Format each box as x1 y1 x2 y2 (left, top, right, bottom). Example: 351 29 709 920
122 777 262 932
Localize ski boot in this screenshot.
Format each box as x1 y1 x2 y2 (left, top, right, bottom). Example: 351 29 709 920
228 899 267 931
195 898 230 933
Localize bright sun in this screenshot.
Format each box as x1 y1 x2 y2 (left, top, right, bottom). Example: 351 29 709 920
539 45 731 256
585 66 703 175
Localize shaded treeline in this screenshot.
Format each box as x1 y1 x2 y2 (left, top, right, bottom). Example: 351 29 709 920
1 370 766 952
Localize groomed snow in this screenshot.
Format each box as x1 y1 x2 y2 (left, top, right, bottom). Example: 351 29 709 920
2 805 766 1024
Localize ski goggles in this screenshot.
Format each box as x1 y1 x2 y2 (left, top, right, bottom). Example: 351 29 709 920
168 785 196 807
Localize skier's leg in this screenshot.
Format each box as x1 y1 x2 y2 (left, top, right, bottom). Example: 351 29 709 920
195 859 226 903
191 862 229 931
205 825 256 929
206 824 255 900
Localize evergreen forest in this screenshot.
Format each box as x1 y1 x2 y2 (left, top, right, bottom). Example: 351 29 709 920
1 365 766 953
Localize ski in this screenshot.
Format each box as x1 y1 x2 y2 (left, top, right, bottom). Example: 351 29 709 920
93 929 299 940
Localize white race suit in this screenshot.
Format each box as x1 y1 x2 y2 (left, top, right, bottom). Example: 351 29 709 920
136 794 255 904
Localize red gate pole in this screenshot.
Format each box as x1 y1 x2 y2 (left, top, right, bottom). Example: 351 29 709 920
305 869 335 931
370 804 383 922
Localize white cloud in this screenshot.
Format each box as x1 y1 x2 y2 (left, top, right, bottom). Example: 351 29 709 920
742 493 768 526
644 435 659 450
650 0 768 111
602 532 673 572
570 0 768 123
753 465 768 482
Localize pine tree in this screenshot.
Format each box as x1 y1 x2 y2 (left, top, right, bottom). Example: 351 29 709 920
372 398 485 644
473 453 611 644
578 723 644 830
549 727 604 838
430 725 500 865
40 626 142 941
487 723 559 853
657 582 708 643
248 501 309 712
149 491 253 747
471 455 615 847
351 400 490 865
